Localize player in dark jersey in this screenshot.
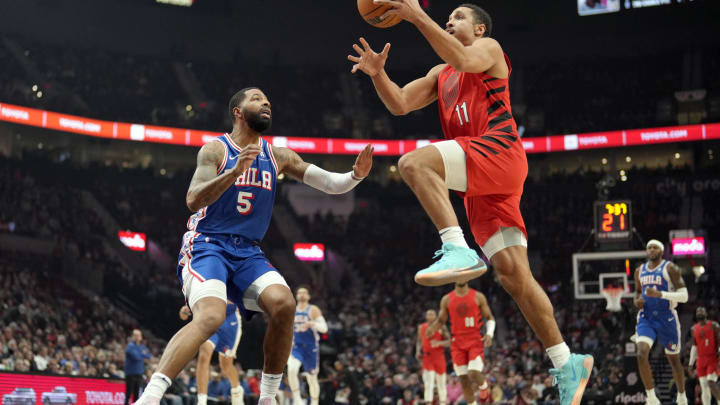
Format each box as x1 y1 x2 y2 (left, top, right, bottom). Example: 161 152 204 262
633 239 688 405
135 88 373 405
347 2 592 403
689 306 720 405
179 303 244 405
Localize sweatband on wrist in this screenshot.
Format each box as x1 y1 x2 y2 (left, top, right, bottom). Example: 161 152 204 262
302 164 362 194
485 319 495 338
660 288 688 303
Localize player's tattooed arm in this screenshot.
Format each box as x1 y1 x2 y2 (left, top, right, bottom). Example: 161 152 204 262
186 140 261 211
272 144 373 194
271 146 310 182
633 266 645 309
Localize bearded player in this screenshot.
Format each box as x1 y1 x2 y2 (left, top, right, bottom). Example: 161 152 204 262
634 239 688 405
426 282 494 405
179 303 244 405
347 2 592 403
287 286 327 405
134 88 373 405
690 306 720 405
416 309 450 405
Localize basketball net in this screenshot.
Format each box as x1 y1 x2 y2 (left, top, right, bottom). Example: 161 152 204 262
601 287 624 312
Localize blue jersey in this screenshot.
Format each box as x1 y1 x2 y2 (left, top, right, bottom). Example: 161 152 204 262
186 135 278 242
293 305 319 347
639 260 677 316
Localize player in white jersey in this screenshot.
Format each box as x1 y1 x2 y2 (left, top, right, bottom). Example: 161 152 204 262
287 286 327 405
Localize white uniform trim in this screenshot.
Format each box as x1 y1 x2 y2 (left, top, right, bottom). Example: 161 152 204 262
431 140 468 192
481 226 528 259
242 271 289 312
468 355 485 372
452 355 484 376
182 266 227 310
636 336 655 348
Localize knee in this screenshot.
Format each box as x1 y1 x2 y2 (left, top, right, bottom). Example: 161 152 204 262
193 305 226 336
494 261 525 297
398 152 422 180
198 344 213 362
262 286 296 322
637 347 650 360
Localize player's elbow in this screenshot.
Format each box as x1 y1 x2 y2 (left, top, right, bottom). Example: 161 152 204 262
186 193 201 212
388 104 409 116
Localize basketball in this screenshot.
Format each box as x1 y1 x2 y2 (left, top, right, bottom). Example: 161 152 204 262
357 0 402 28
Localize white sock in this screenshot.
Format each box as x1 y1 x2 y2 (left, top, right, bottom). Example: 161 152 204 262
546 342 571 369
478 381 487 390
231 386 244 405
646 389 658 401
677 391 687 404
439 226 469 249
310 398 318 405
197 394 208 405
142 373 172 399
260 372 283 399
292 390 303 405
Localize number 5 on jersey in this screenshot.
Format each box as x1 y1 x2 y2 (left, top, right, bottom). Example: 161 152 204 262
455 101 470 126
237 191 254 214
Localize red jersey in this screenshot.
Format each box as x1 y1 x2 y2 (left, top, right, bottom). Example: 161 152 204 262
693 321 718 358
421 322 444 353
448 289 483 337
437 54 520 146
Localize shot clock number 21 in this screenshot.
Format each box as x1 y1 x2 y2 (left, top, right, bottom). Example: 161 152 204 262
594 200 632 242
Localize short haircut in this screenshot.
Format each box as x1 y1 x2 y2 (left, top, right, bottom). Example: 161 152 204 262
228 87 258 121
459 3 492 37
296 284 311 294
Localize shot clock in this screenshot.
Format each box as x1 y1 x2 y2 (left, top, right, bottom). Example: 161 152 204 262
594 200 632 242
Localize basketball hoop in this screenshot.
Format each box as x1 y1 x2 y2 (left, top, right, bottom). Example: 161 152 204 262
601 287 624 312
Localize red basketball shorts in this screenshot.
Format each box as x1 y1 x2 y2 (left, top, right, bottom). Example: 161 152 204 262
422 350 446 374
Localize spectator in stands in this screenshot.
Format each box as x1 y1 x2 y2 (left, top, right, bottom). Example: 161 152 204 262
126 329 151 405
208 370 231 405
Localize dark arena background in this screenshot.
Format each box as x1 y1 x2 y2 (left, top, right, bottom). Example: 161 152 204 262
1 1 719 405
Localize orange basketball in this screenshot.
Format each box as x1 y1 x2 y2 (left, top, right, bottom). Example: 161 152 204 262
357 0 402 28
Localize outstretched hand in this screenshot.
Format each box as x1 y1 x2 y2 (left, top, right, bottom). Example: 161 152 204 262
352 144 374 179
347 38 391 77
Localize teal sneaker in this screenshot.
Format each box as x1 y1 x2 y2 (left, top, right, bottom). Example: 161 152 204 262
414 243 487 287
550 353 594 405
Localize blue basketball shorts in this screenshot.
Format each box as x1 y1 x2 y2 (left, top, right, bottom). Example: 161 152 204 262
636 309 681 354
177 231 289 316
209 309 242 357
290 343 319 374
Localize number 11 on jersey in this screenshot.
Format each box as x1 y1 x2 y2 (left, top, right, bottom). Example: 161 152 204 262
455 101 470 126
